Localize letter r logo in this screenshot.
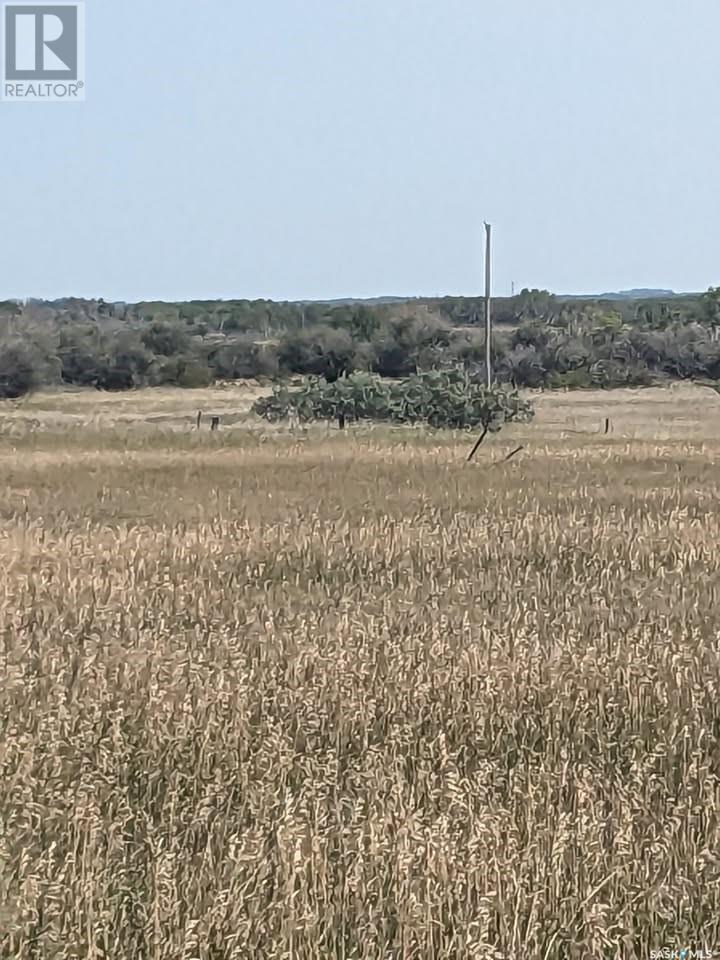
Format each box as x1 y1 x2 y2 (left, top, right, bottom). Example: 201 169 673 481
4 4 78 80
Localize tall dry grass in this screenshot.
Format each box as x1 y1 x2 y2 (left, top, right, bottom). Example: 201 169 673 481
1 386 720 958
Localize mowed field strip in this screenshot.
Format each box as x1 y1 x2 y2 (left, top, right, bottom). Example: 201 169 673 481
1 383 719 958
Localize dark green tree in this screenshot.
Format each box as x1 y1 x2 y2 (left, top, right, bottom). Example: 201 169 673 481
141 320 192 357
0 342 39 398
278 325 356 381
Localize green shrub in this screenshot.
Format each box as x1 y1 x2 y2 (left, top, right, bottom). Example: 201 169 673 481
177 360 213 388
277 326 355 381
141 320 192 357
589 359 654 389
546 369 594 390
0 342 39 398
253 371 393 424
96 332 154 391
210 338 279 380
58 326 104 386
253 369 534 432
148 356 183 386
368 337 415 377
391 369 533 430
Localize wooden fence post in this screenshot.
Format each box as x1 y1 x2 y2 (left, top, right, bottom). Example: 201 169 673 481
467 424 489 462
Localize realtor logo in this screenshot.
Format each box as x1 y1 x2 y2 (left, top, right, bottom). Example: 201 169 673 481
3 3 85 101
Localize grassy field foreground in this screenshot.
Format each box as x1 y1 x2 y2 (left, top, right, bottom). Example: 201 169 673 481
1 384 720 958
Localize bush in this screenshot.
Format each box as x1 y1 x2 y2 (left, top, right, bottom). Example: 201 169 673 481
141 320 192 357
253 372 393 425
56 328 153 390
58 326 104 386
177 360 213 388
0 342 39 398
500 345 547 388
210 338 279 380
588 359 654 389
546 369 594 390
97 332 154 391
368 316 454 376
277 326 355 381
253 369 534 432
449 329 509 366
147 356 184 386
391 369 534 430
369 336 416 377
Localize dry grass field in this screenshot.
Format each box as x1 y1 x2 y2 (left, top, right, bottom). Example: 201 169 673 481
1 382 720 958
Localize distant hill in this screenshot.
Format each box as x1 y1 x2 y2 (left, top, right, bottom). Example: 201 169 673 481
306 290 703 306
600 289 679 300
298 296 419 306
564 288 688 301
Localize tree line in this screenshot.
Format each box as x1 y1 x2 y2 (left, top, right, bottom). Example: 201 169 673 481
0 288 718 399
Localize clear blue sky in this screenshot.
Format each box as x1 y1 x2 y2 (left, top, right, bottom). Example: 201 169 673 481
2 0 718 302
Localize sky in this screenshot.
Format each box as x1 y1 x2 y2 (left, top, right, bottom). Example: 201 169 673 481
1 0 718 302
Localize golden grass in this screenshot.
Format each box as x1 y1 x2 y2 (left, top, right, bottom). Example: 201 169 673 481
1 384 720 958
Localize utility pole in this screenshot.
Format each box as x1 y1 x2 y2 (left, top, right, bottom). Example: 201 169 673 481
484 221 492 387
467 223 495 463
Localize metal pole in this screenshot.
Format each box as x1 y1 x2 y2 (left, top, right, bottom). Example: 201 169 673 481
484 221 492 387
